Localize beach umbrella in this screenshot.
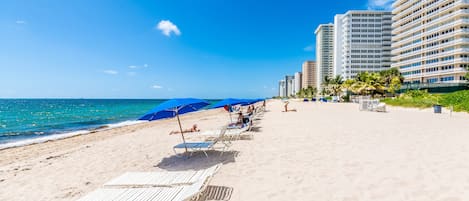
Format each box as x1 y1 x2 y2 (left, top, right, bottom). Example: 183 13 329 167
210 98 248 109
211 98 248 122
139 98 210 153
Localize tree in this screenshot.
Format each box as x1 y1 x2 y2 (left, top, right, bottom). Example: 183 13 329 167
321 75 343 96
465 72 469 81
388 76 402 95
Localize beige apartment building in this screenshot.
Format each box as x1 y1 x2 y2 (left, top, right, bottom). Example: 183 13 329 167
392 0 469 85
302 61 317 89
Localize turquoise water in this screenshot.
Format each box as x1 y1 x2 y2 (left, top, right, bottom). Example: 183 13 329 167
0 99 216 145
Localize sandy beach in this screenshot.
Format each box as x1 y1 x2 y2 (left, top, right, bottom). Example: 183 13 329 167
2 100 469 200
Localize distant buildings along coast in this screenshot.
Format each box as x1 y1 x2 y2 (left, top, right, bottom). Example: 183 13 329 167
277 0 469 97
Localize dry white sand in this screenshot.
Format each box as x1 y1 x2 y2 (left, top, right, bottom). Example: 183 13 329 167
2 100 469 201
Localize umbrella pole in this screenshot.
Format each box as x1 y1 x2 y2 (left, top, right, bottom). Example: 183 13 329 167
229 105 233 123
175 111 188 153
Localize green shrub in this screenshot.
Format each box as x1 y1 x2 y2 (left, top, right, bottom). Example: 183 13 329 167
382 90 441 109
440 90 469 112
383 90 469 112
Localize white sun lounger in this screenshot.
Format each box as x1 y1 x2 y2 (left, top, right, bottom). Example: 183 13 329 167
103 164 221 188
202 125 251 141
78 178 207 201
78 165 219 201
173 128 230 157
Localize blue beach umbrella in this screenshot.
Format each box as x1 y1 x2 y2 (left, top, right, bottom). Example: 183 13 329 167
210 98 248 109
211 98 249 122
139 98 210 152
240 99 258 106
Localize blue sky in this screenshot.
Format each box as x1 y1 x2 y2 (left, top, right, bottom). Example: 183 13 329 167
0 0 393 99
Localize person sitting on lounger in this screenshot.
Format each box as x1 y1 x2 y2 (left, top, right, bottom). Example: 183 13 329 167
247 105 254 116
228 112 245 128
169 124 200 135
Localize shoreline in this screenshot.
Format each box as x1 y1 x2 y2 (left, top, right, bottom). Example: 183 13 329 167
0 120 146 151
0 108 216 151
0 108 226 167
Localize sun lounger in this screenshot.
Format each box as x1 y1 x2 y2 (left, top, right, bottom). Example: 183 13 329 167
173 129 230 157
198 123 252 141
78 165 220 201
78 177 207 201
103 164 221 188
372 103 386 112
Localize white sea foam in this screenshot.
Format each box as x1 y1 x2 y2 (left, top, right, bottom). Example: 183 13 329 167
0 120 147 150
0 130 90 150
106 120 146 129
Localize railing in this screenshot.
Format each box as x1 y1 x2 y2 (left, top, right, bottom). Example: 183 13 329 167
400 82 468 91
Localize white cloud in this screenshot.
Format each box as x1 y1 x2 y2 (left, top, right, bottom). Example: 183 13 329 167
303 45 314 52
367 0 394 10
15 20 26 24
152 85 163 89
103 70 118 75
156 20 181 37
128 64 149 69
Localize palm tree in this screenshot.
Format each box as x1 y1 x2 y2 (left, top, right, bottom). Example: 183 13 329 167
328 75 344 96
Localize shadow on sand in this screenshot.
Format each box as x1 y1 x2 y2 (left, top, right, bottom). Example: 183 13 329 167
249 126 262 133
198 185 234 201
155 151 239 171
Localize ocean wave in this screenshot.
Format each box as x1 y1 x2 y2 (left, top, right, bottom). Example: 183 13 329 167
0 120 146 150
0 130 91 150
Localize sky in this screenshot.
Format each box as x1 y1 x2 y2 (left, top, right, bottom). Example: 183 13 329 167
0 0 393 99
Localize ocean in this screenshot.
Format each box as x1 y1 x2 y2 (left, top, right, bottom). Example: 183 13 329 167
0 99 216 148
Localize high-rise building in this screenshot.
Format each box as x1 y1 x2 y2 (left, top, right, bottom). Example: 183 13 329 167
315 24 335 89
285 75 295 97
392 0 469 85
334 11 392 80
294 72 302 93
278 80 286 97
302 61 317 89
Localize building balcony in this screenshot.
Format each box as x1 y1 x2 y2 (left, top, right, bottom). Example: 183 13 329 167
394 47 469 64
400 58 469 73
393 29 469 56
402 68 467 79
393 1 469 36
392 36 469 56
393 1 421 19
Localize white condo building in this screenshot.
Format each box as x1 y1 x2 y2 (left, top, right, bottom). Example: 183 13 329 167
334 11 393 79
285 75 295 97
294 72 302 94
315 24 335 89
392 0 469 85
278 80 286 97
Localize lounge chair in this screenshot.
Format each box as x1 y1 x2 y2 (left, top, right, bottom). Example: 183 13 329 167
173 128 230 157
77 176 208 201
373 103 386 112
197 122 253 142
103 164 221 188
78 165 221 201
